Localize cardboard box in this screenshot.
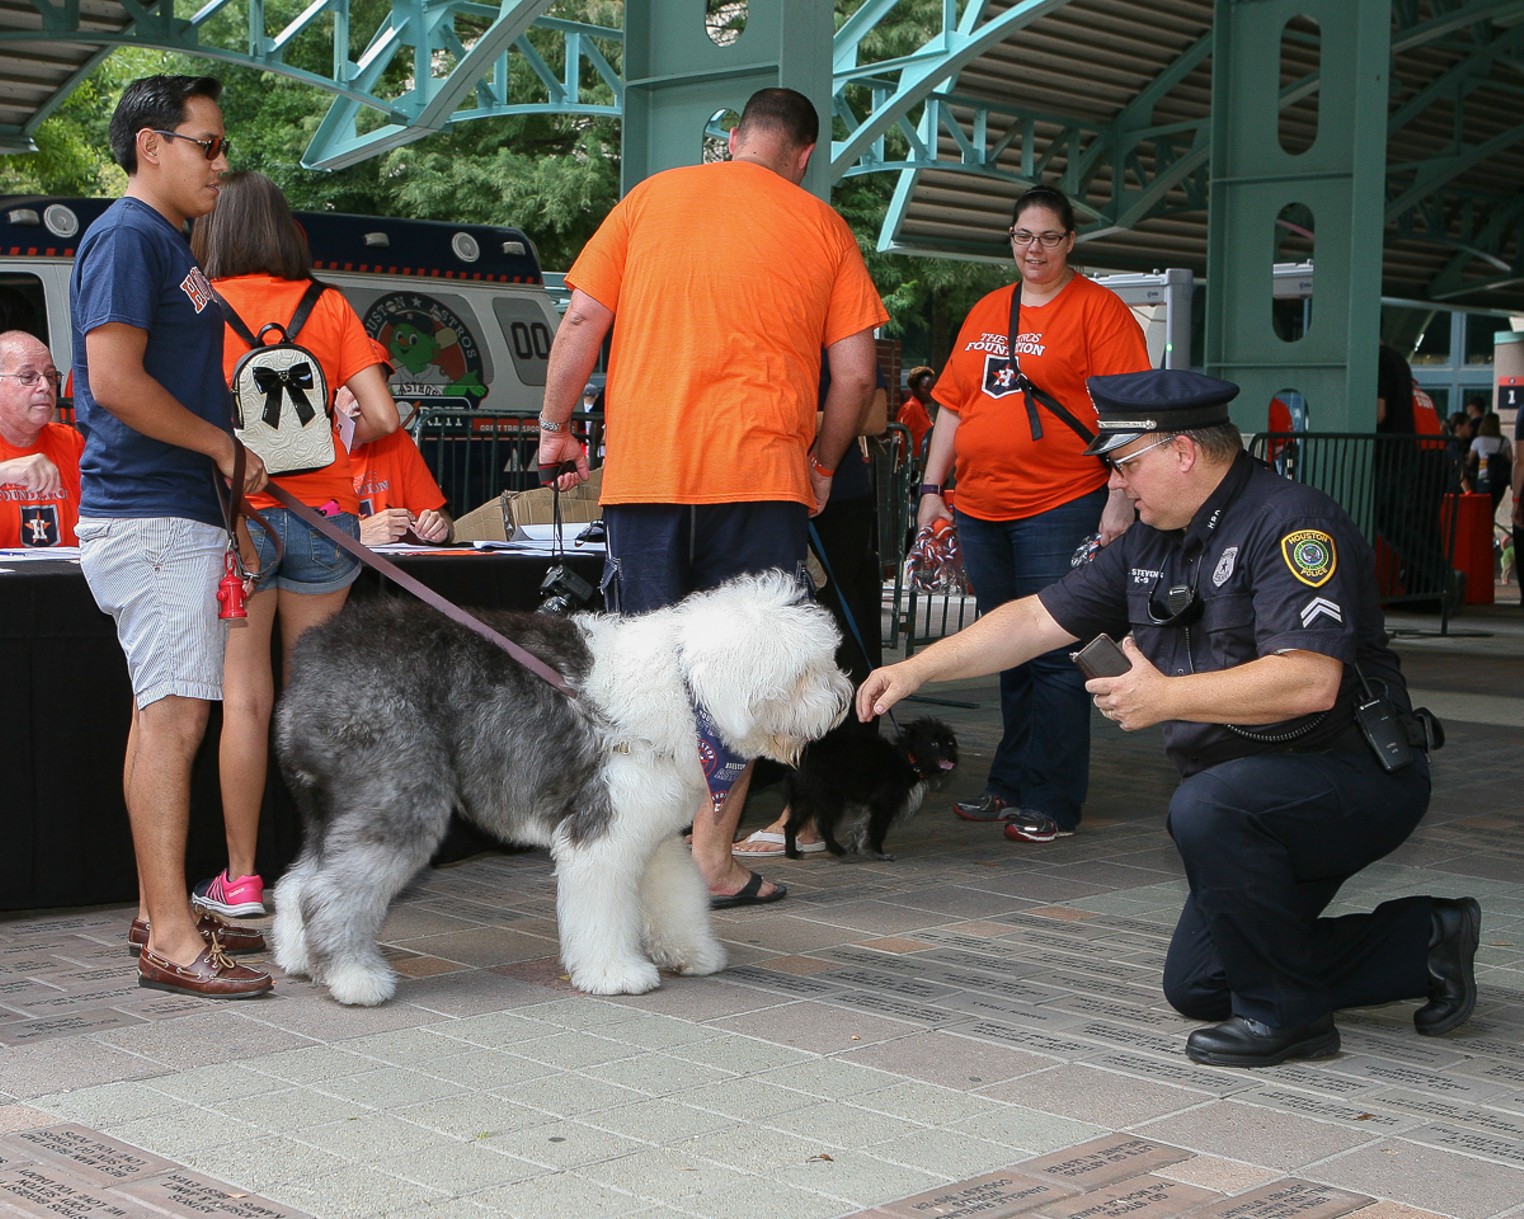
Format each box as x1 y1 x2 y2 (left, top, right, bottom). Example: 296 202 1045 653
451 467 604 542
449 492 514 542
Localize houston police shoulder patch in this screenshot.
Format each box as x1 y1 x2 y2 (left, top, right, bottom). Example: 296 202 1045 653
1281 529 1337 587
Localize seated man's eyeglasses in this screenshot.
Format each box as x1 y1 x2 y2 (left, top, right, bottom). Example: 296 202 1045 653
1102 433 1177 475
150 130 231 161
1008 228 1068 248
0 369 63 388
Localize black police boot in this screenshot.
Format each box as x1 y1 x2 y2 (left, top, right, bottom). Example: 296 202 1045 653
1185 1015 1339 1067
1414 896 1481 1037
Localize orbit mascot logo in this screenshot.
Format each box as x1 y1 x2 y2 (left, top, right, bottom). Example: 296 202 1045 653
363 293 487 405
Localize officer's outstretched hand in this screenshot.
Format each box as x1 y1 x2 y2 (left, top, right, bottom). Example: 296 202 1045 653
1084 636 1167 731
857 662 924 722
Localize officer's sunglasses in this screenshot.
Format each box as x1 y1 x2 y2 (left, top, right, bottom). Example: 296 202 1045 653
151 129 231 161
1102 433 1177 476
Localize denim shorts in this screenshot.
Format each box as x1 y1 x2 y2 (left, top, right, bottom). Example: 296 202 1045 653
76 515 229 708
601 502 809 615
248 508 361 594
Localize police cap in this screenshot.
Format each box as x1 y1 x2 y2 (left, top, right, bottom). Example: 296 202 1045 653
1083 369 1239 456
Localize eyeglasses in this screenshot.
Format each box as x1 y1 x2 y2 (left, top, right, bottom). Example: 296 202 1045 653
0 369 62 388
1102 434 1177 475
1008 228 1069 248
151 129 231 161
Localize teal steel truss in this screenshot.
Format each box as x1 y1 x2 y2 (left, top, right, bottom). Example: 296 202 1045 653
4 0 1524 297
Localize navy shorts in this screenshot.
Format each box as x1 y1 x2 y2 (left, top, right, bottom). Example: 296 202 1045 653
602 502 810 615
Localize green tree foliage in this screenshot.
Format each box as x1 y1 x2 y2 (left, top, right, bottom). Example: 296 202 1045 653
0 0 1009 367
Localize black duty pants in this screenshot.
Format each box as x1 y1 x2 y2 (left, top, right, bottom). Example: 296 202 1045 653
1162 749 1434 1028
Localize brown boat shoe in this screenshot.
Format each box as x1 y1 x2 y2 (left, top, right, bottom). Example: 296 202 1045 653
137 942 273 999
127 914 265 957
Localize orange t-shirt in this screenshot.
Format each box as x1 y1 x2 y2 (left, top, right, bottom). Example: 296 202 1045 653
214 274 381 515
0 423 84 546
352 430 447 517
568 160 888 507
897 396 933 460
934 275 1148 521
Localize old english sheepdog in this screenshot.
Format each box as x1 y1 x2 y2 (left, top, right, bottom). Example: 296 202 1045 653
271 571 852 1005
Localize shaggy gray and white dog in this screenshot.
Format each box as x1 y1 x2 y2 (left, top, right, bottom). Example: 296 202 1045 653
271 571 851 1005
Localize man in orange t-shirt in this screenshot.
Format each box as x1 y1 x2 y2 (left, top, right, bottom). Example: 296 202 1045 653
536 87 888 909
897 365 936 461
0 330 83 547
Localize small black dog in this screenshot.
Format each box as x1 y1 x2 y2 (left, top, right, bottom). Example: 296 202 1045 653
783 717 959 860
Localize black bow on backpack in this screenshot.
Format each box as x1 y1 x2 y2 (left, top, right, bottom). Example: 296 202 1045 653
251 362 318 428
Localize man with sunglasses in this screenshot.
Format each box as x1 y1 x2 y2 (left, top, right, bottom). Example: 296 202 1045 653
859 368 1478 1068
70 75 272 1000
0 330 81 547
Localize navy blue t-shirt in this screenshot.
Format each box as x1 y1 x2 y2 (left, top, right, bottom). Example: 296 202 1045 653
71 197 231 527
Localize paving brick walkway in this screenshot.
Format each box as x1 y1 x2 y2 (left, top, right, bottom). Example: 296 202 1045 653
2 600 1521 1218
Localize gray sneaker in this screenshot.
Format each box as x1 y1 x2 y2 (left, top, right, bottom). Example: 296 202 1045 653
1003 811 1072 843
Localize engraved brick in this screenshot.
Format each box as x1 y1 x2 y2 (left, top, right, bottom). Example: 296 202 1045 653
1187 1177 1372 1218
115 1170 318 1217
1021 1135 1192 1189
13 1124 172 1184
0 1165 135 1217
878 1170 1076 1217
1035 1173 1218 1218
0 1009 143 1046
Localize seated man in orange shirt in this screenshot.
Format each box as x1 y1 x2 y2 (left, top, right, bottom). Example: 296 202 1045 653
342 344 452 545
0 330 83 547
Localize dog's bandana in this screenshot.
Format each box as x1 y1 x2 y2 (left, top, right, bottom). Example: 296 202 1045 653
693 701 748 817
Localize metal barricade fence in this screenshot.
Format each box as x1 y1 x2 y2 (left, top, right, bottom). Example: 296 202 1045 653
886 431 1465 653
876 422 981 655
410 406 604 514
1248 431 1463 630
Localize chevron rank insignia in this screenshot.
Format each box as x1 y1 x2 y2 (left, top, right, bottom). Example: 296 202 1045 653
1300 596 1343 628
1281 529 1336 587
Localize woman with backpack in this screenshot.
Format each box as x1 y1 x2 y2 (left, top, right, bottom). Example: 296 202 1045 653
189 170 398 921
1468 412 1513 514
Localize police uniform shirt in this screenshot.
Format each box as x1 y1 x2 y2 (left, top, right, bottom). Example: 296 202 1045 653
1040 451 1410 777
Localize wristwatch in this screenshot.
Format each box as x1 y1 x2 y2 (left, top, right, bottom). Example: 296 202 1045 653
537 415 566 433
919 483 944 496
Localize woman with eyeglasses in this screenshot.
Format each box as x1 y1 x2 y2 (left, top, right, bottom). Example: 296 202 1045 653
189 171 398 923
918 184 1149 844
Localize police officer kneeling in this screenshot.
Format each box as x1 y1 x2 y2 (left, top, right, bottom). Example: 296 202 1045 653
858 368 1480 1068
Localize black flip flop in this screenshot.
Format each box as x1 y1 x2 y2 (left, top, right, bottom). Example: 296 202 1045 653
710 871 787 909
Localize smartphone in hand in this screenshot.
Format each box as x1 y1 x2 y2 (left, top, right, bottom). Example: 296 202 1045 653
1071 634 1132 680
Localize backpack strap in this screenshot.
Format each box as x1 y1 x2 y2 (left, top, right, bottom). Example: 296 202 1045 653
214 281 327 350
284 280 328 343
217 293 259 350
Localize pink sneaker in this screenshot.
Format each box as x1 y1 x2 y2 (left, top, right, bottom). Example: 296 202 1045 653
192 870 265 918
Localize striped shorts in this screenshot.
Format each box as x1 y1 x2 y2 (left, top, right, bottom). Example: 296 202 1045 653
76 515 229 709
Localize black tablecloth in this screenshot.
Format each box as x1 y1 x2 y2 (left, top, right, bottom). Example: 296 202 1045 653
2 551 601 912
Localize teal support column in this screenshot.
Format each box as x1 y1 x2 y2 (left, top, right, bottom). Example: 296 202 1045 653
1204 0 1390 433
621 0 834 199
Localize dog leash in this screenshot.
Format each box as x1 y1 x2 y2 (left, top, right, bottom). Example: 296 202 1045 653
806 518 902 735
236 443 574 696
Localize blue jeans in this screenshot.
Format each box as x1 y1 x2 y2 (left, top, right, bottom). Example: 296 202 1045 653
954 487 1106 828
